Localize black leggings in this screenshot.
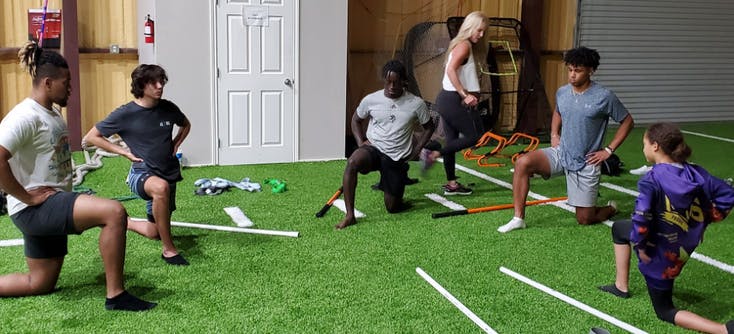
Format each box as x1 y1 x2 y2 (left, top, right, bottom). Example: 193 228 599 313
611 220 678 324
435 89 483 181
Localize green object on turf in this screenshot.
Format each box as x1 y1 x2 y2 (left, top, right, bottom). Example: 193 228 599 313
264 178 287 193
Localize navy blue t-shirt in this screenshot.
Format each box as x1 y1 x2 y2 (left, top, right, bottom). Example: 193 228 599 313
96 99 186 182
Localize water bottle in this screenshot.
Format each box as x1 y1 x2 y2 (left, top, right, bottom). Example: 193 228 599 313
176 148 184 168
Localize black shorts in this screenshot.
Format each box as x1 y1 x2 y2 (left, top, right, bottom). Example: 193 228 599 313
362 145 409 198
10 191 81 258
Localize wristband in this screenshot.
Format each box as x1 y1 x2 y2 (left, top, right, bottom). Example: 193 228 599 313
604 146 614 154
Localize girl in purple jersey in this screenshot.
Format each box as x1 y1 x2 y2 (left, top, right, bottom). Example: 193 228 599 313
599 122 734 333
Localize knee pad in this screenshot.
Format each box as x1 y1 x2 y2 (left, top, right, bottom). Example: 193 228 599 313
652 303 678 324
611 220 632 244
648 286 678 324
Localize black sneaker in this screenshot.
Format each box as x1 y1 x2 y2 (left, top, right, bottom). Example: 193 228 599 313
443 183 472 196
598 284 629 298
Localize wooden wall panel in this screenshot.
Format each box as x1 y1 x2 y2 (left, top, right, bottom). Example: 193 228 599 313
1 0 138 132
77 0 137 48
540 57 566 112
78 55 138 135
542 0 575 51
0 0 135 48
540 0 577 113
347 0 523 132
0 0 63 47
0 58 33 119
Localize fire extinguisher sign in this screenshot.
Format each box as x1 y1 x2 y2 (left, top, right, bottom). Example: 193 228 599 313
144 14 155 44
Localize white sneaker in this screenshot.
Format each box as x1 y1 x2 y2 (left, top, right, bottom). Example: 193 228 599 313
629 165 652 175
497 217 526 233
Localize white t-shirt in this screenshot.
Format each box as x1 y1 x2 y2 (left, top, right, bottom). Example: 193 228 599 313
356 91 430 161
442 51 481 92
0 98 73 215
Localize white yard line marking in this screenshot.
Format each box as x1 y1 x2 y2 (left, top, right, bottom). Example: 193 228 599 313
599 182 734 275
425 193 466 210
0 239 24 247
130 218 299 238
416 267 498 334
600 182 639 197
690 253 734 273
500 266 648 334
332 199 366 218
681 130 734 144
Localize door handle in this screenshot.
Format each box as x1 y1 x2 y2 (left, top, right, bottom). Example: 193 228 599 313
284 78 294 87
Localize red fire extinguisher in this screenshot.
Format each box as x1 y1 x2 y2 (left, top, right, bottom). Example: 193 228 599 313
144 14 154 44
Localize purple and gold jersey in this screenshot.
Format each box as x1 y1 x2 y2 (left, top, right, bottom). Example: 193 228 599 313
631 163 734 290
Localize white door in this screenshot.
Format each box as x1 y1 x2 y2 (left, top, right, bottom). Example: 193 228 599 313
216 0 296 165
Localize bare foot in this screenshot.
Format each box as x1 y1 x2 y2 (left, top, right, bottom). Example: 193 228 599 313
335 217 356 229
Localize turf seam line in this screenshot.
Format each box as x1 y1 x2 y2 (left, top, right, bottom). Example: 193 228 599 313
499 266 648 334
600 182 734 275
424 193 467 210
416 267 498 334
681 130 734 143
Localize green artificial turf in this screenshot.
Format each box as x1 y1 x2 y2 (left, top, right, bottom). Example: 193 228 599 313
0 122 733 333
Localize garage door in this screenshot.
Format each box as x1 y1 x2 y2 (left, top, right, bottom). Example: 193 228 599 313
576 0 734 123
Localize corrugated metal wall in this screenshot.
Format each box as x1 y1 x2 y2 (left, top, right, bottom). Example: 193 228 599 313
576 0 734 123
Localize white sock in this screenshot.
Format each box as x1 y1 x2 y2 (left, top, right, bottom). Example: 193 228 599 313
498 217 525 233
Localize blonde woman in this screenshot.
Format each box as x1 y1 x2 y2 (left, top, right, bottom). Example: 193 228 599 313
423 11 487 195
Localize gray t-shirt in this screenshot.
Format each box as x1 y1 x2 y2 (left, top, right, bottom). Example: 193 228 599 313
356 90 430 161
556 82 629 171
96 99 186 182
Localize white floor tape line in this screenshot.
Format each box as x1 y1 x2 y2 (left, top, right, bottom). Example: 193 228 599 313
425 193 466 211
223 207 255 227
500 266 648 334
0 239 24 247
681 130 734 144
601 182 734 275
416 267 498 334
130 218 299 238
332 199 366 218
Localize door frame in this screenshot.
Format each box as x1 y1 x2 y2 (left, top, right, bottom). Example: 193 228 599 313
211 0 300 165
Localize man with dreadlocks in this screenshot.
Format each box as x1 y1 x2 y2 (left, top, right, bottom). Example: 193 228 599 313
497 46 635 233
335 60 435 229
0 42 156 311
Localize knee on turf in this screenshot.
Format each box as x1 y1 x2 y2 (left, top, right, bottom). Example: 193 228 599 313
652 304 678 324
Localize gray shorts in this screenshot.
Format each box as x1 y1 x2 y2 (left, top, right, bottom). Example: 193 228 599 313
10 191 81 258
542 146 601 207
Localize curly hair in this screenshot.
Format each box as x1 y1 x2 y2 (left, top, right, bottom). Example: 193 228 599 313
130 64 168 98
563 46 601 71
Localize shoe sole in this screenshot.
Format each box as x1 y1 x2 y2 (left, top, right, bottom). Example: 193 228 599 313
443 192 472 196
